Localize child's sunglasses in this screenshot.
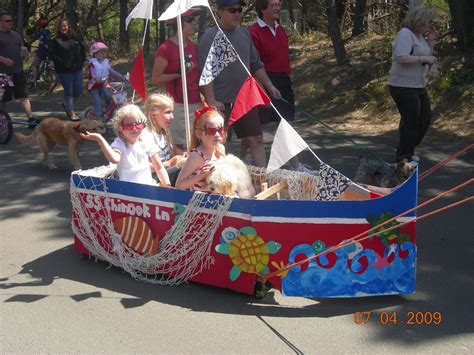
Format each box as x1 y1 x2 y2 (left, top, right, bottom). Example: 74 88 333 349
225 7 243 14
122 121 147 131
204 126 226 136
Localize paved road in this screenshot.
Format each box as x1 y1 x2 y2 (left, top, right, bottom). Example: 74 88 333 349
1 95 473 353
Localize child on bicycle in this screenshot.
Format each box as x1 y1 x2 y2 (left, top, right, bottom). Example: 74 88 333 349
87 41 124 122
143 93 184 185
80 104 171 186
30 18 51 88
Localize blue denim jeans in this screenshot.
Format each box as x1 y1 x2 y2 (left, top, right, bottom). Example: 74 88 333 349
57 71 83 112
89 86 112 116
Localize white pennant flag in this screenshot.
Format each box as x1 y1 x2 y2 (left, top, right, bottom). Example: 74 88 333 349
126 0 154 29
267 118 309 172
158 0 210 21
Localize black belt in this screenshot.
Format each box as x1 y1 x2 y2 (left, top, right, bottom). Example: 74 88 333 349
267 72 289 77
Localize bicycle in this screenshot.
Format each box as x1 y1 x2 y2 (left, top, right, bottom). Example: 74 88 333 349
27 53 58 93
82 80 128 134
0 73 14 144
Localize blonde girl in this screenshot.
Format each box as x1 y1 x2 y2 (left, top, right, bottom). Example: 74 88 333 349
80 104 171 186
143 93 184 185
175 104 226 191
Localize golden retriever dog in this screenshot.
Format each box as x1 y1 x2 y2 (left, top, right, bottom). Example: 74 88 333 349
204 154 256 198
15 117 100 170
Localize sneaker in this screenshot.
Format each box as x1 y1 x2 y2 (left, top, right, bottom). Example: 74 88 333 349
69 113 81 121
294 163 318 175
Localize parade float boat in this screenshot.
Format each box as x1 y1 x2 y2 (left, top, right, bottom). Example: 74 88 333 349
71 163 417 298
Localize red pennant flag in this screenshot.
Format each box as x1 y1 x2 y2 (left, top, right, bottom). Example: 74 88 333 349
130 47 146 100
228 75 271 127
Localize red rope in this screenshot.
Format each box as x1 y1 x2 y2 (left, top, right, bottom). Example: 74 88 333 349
258 178 473 282
419 143 473 181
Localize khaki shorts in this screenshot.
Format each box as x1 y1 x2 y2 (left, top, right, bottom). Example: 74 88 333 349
170 102 202 146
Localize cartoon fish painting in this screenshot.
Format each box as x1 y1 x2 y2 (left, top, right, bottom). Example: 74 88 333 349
113 216 159 255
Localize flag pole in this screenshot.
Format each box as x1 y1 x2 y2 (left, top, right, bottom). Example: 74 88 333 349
176 14 191 149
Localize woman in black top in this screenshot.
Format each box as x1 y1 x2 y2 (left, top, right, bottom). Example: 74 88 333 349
50 19 85 120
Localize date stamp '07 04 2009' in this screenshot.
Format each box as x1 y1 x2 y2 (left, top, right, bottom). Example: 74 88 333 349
354 311 442 325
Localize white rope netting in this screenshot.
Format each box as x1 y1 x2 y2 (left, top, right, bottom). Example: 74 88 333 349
248 163 352 201
248 166 318 200
71 165 233 285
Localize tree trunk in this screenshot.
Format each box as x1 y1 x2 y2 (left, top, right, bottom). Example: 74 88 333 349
288 0 295 28
17 0 25 42
408 0 422 9
159 0 166 45
337 0 349 33
351 0 367 37
301 0 308 33
447 0 474 50
95 0 105 42
65 0 79 37
326 0 347 64
154 1 159 48
398 0 409 23
119 0 130 53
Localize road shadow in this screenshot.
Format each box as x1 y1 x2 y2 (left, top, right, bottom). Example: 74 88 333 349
0 244 406 319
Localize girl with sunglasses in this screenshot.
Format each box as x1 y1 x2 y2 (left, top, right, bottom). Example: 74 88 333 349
80 104 171 186
176 104 227 191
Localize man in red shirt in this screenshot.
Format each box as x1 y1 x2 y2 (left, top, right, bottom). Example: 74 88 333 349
249 0 315 174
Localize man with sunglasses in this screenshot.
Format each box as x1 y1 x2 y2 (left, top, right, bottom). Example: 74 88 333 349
0 8 37 128
198 0 280 168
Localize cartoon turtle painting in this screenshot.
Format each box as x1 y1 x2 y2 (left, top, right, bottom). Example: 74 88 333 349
215 226 281 281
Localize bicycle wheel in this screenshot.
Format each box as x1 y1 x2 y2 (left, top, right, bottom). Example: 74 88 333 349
27 68 37 90
0 110 13 144
82 106 95 120
42 68 57 93
82 106 108 134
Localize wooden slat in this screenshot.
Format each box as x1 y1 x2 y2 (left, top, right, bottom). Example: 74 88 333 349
254 181 288 200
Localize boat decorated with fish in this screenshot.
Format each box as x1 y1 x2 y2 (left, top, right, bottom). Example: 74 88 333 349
71 163 417 298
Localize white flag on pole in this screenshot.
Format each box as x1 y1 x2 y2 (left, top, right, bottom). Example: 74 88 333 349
267 118 309 172
126 0 154 29
158 0 210 21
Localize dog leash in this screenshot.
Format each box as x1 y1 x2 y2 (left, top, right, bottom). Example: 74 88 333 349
277 97 387 164
419 143 474 181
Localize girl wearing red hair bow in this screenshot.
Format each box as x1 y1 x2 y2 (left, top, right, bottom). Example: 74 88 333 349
176 104 227 191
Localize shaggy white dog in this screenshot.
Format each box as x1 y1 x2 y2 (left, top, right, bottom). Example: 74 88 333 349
204 154 256 198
